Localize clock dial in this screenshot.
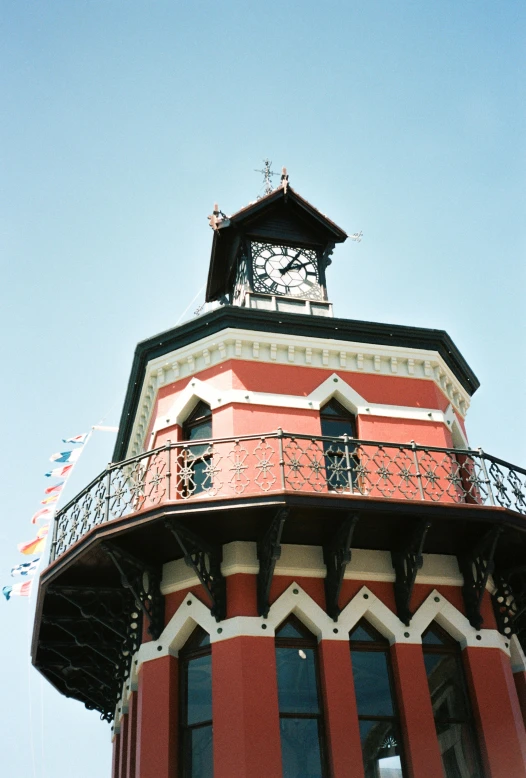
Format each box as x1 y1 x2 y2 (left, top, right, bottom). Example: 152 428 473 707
251 243 322 300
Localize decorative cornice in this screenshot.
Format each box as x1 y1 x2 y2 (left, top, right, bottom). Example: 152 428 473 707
113 307 479 461
160 541 466 594
126 328 472 457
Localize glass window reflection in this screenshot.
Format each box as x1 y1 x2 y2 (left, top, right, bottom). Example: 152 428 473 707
350 620 406 778
275 617 326 778
180 627 213 778
422 623 483 778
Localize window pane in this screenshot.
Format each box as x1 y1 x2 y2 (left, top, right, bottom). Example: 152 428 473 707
350 623 380 642
359 720 403 778
321 418 354 439
351 650 394 717
276 621 307 639
280 718 323 778
276 647 319 713
422 626 450 646
424 654 469 721
188 421 212 442
187 654 212 725
186 724 213 778
436 721 482 778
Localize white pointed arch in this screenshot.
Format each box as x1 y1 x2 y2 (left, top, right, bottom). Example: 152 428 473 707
155 377 216 433
411 589 509 652
265 582 336 639
338 586 409 644
308 374 366 416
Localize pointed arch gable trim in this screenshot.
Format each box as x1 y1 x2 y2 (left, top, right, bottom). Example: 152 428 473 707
411 589 509 653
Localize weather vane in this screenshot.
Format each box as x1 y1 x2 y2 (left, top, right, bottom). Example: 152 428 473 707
254 159 279 196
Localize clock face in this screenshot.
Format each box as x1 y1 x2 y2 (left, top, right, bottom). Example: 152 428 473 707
251 242 322 300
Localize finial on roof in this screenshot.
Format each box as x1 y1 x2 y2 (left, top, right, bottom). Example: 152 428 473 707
281 166 289 194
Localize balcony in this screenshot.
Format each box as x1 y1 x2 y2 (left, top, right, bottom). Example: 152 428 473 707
50 431 526 563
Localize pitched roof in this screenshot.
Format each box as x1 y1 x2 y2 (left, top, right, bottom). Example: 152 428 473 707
206 185 347 301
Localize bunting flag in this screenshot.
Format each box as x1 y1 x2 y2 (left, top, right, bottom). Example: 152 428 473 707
44 482 64 495
11 558 40 577
49 448 81 464
41 494 59 505
62 433 89 445
45 464 74 479
3 580 32 600
31 507 54 524
18 524 49 556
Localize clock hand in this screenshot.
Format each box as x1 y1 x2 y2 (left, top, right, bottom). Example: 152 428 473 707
279 251 303 274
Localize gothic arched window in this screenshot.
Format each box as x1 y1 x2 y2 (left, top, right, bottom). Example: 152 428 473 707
350 620 407 778
320 399 357 491
180 401 212 495
179 626 213 778
422 622 483 778
275 616 327 778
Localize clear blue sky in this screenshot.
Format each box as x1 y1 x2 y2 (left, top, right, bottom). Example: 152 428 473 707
1 2 524 775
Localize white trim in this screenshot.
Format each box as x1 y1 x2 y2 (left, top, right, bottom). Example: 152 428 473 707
150 373 455 441
135 583 509 667
126 328 471 457
115 582 510 728
410 590 510 652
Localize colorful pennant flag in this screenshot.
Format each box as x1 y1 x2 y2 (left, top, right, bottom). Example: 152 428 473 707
18 524 49 556
3 580 32 600
11 558 40 577
49 449 81 464
41 494 59 505
31 507 54 524
45 464 73 479
62 433 89 445
44 482 64 495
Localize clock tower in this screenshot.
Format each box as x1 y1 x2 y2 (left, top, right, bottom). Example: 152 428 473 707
32 175 526 778
206 182 347 316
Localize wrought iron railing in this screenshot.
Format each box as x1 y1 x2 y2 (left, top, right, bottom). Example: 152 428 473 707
50 431 526 562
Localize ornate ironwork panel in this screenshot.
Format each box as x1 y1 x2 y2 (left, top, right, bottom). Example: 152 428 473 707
49 434 526 562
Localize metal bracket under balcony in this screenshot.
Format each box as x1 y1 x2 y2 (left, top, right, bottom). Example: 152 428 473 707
100 542 164 640
165 520 226 621
257 508 289 618
41 585 143 721
458 525 502 630
392 518 432 626
323 514 359 620
493 566 526 648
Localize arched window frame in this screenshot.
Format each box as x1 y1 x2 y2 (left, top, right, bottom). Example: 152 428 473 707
422 621 483 778
275 615 328 778
180 401 213 496
320 398 358 491
179 625 213 778
350 618 408 778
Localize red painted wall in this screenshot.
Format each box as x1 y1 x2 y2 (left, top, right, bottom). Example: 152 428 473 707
319 640 364 778
464 646 526 777
390 643 444 778
212 636 282 778
136 656 178 778
144 361 459 455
